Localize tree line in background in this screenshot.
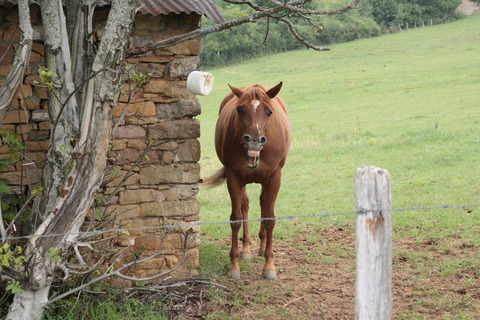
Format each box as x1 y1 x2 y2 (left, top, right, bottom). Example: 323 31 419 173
200 0 463 68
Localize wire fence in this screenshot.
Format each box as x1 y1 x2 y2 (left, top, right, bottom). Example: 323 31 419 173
1 203 479 242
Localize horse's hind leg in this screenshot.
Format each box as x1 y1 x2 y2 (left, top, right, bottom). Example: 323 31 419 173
240 187 253 260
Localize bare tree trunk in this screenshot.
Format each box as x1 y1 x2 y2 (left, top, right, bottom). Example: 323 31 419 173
5 1 136 319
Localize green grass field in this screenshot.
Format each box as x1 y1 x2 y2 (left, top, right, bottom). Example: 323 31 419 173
197 14 480 319
198 13 479 235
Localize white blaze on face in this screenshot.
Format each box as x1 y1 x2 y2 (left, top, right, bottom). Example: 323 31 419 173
252 100 260 112
251 100 261 136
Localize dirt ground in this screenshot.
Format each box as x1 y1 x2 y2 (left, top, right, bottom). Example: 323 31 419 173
197 224 479 319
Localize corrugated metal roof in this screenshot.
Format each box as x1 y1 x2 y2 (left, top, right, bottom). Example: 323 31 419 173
136 0 225 23
0 0 225 24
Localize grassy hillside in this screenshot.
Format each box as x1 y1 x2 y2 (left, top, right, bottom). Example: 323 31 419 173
198 13 480 238
196 15 480 318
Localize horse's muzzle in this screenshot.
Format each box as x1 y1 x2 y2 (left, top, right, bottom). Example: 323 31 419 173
242 134 266 168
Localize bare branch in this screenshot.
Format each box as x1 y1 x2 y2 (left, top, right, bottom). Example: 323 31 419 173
269 0 364 15
223 0 268 11
277 16 330 51
0 0 32 112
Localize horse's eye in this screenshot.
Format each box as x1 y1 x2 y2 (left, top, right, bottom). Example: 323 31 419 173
237 106 246 114
266 108 273 116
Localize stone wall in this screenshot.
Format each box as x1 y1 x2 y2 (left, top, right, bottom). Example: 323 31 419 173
0 5 203 281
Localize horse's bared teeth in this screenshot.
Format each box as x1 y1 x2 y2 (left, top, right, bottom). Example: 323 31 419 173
248 150 260 157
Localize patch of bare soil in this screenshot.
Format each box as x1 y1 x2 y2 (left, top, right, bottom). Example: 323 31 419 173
197 224 479 319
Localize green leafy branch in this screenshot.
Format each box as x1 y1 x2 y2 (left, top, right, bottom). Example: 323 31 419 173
32 67 55 90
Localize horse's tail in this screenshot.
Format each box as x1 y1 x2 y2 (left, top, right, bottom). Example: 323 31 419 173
202 167 226 187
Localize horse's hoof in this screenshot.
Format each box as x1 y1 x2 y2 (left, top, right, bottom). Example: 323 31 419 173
262 269 277 280
240 252 252 260
228 269 241 280
258 249 265 257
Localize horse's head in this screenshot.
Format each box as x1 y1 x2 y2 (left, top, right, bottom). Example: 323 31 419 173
228 82 283 168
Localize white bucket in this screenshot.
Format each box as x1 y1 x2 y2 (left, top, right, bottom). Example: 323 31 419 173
187 71 214 96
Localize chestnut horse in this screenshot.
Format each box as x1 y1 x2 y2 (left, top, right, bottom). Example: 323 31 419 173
205 82 291 280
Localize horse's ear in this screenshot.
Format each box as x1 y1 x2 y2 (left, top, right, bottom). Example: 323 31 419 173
266 82 283 99
228 84 244 98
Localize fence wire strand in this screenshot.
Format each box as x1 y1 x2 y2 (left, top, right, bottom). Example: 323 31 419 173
1 203 479 242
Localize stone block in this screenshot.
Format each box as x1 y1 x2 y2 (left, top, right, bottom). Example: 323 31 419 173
110 139 127 151
113 125 146 139
0 109 29 124
134 13 166 31
0 124 15 133
0 168 41 185
104 171 139 187
127 139 147 149
25 152 46 169
27 130 49 141
139 163 200 184
31 109 49 122
162 151 174 164
166 56 199 80
24 95 41 110
0 43 14 64
124 116 158 125
149 119 200 139
31 42 44 55
112 100 156 118
106 204 140 220
120 218 164 236
137 56 170 63
154 140 177 151
177 139 200 162
156 98 200 119
15 84 32 99
118 188 165 205
38 121 50 130
171 184 199 200
29 51 43 63
25 140 49 151
115 148 159 165
16 123 36 135
0 64 11 76
143 79 193 99
140 199 199 218
158 38 201 56
3 24 20 42
33 85 48 99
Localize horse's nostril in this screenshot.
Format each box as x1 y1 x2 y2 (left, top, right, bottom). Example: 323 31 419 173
260 136 267 145
243 134 251 143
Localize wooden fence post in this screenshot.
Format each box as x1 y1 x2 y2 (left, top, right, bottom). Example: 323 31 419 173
354 166 392 320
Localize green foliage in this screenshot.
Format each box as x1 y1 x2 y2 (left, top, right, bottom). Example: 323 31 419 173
46 247 61 263
0 244 26 294
129 70 152 89
43 294 170 320
32 67 55 89
0 130 24 172
201 0 464 67
125 63 152 89
6 279 23 294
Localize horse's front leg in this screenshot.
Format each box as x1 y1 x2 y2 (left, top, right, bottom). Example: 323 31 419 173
260 170 282 280
226 174 245 279
240 187 253 260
